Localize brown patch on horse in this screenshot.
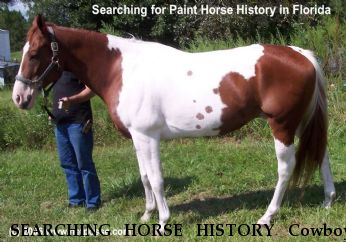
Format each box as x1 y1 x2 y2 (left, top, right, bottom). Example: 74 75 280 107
51 25 131 137
218 72 261 135
196 113 204 120
259 45 315 145
205 106 213 113
196 125 201 129
213 88 219 94
103 49 131 138
187 70 193 76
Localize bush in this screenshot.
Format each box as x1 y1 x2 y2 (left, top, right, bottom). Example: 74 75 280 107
0 96 54 150
0 92 125 150
290 17 345 78
101 0 345 48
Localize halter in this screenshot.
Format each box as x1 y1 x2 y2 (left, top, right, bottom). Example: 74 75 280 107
16 26 60 92
15 26 60 119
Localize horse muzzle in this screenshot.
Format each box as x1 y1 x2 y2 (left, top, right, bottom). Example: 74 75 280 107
12 80 36 110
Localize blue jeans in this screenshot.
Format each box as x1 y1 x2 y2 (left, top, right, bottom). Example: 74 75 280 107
55 123 101 208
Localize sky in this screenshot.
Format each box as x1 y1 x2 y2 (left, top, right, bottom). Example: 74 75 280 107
8 0 29 19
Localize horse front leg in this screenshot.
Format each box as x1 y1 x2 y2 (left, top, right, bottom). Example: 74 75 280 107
320 151 336 208
132 139 156 222
257 138 296 225
130 129 170 231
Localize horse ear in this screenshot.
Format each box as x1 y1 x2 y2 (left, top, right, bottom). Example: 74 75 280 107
32 14 48 34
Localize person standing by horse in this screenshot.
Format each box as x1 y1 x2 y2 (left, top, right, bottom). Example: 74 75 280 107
51 71 101 211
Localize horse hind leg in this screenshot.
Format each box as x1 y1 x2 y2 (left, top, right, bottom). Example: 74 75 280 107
258 136 296 225
320 151 336 208
296 123 336 208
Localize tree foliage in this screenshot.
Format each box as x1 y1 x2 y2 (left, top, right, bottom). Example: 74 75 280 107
100 0 344 47
18 0 346 49
0 6 27 52
23 0 114 30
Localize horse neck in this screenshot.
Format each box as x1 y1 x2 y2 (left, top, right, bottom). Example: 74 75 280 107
55 26 123 103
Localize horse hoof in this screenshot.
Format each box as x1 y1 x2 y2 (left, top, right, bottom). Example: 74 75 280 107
257 218 271 226
140 213 151 223
323 192 336 208
140 210 154 223
154 229 165 236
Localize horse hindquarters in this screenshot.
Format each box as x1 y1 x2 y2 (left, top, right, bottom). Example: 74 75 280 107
257 46 332 225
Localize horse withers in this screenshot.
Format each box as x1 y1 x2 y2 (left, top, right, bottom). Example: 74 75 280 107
12 15 336 228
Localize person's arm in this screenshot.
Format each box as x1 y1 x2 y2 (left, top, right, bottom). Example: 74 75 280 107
59 86 94 110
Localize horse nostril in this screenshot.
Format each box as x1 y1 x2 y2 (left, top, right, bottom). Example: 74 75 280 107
16 95 21 104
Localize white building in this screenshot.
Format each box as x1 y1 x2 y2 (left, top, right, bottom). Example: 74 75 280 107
0 29 11 61
0 29 19 87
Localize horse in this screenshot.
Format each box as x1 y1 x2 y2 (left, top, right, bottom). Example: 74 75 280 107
12 15 335 228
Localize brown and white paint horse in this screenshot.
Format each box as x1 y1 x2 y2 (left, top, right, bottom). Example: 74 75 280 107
13 16 335 227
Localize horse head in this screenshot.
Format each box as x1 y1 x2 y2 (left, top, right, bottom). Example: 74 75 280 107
12 15 63 109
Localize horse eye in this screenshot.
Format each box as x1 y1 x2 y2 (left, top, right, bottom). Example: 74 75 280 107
29 54 38 61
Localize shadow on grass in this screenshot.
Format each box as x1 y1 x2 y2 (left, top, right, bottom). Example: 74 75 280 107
172 180 346 220
104 176 195 202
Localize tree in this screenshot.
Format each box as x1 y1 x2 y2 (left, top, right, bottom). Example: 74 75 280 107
23 0 114 30
0 6 28 51
21 0 344 48
100 0 340 47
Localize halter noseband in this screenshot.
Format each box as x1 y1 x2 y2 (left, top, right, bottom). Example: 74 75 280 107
16 26 60 92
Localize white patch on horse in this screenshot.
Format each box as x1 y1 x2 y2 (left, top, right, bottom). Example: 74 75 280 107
17 42 30 78
106 35 264 139
12 42 31 107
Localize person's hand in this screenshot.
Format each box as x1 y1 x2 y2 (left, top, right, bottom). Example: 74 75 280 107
58 97 71 111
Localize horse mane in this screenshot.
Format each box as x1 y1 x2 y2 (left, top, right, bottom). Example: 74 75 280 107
54 25 109 43
27 24 103 50
27 18 141 46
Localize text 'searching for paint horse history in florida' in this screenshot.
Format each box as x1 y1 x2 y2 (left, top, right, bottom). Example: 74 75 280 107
92 4 331 18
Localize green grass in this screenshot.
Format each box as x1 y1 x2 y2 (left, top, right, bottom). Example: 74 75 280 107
1 134 346 241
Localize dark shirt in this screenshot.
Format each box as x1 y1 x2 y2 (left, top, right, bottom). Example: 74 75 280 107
52 72 92 124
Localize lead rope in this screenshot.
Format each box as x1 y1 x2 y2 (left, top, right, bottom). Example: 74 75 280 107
41 26 60 121
42 80 58 120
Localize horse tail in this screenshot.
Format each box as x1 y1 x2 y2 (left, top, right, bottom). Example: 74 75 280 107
292 49 328 186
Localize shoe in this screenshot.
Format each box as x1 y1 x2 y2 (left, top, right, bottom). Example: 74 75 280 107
68 203 85 208
85 206 100 213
